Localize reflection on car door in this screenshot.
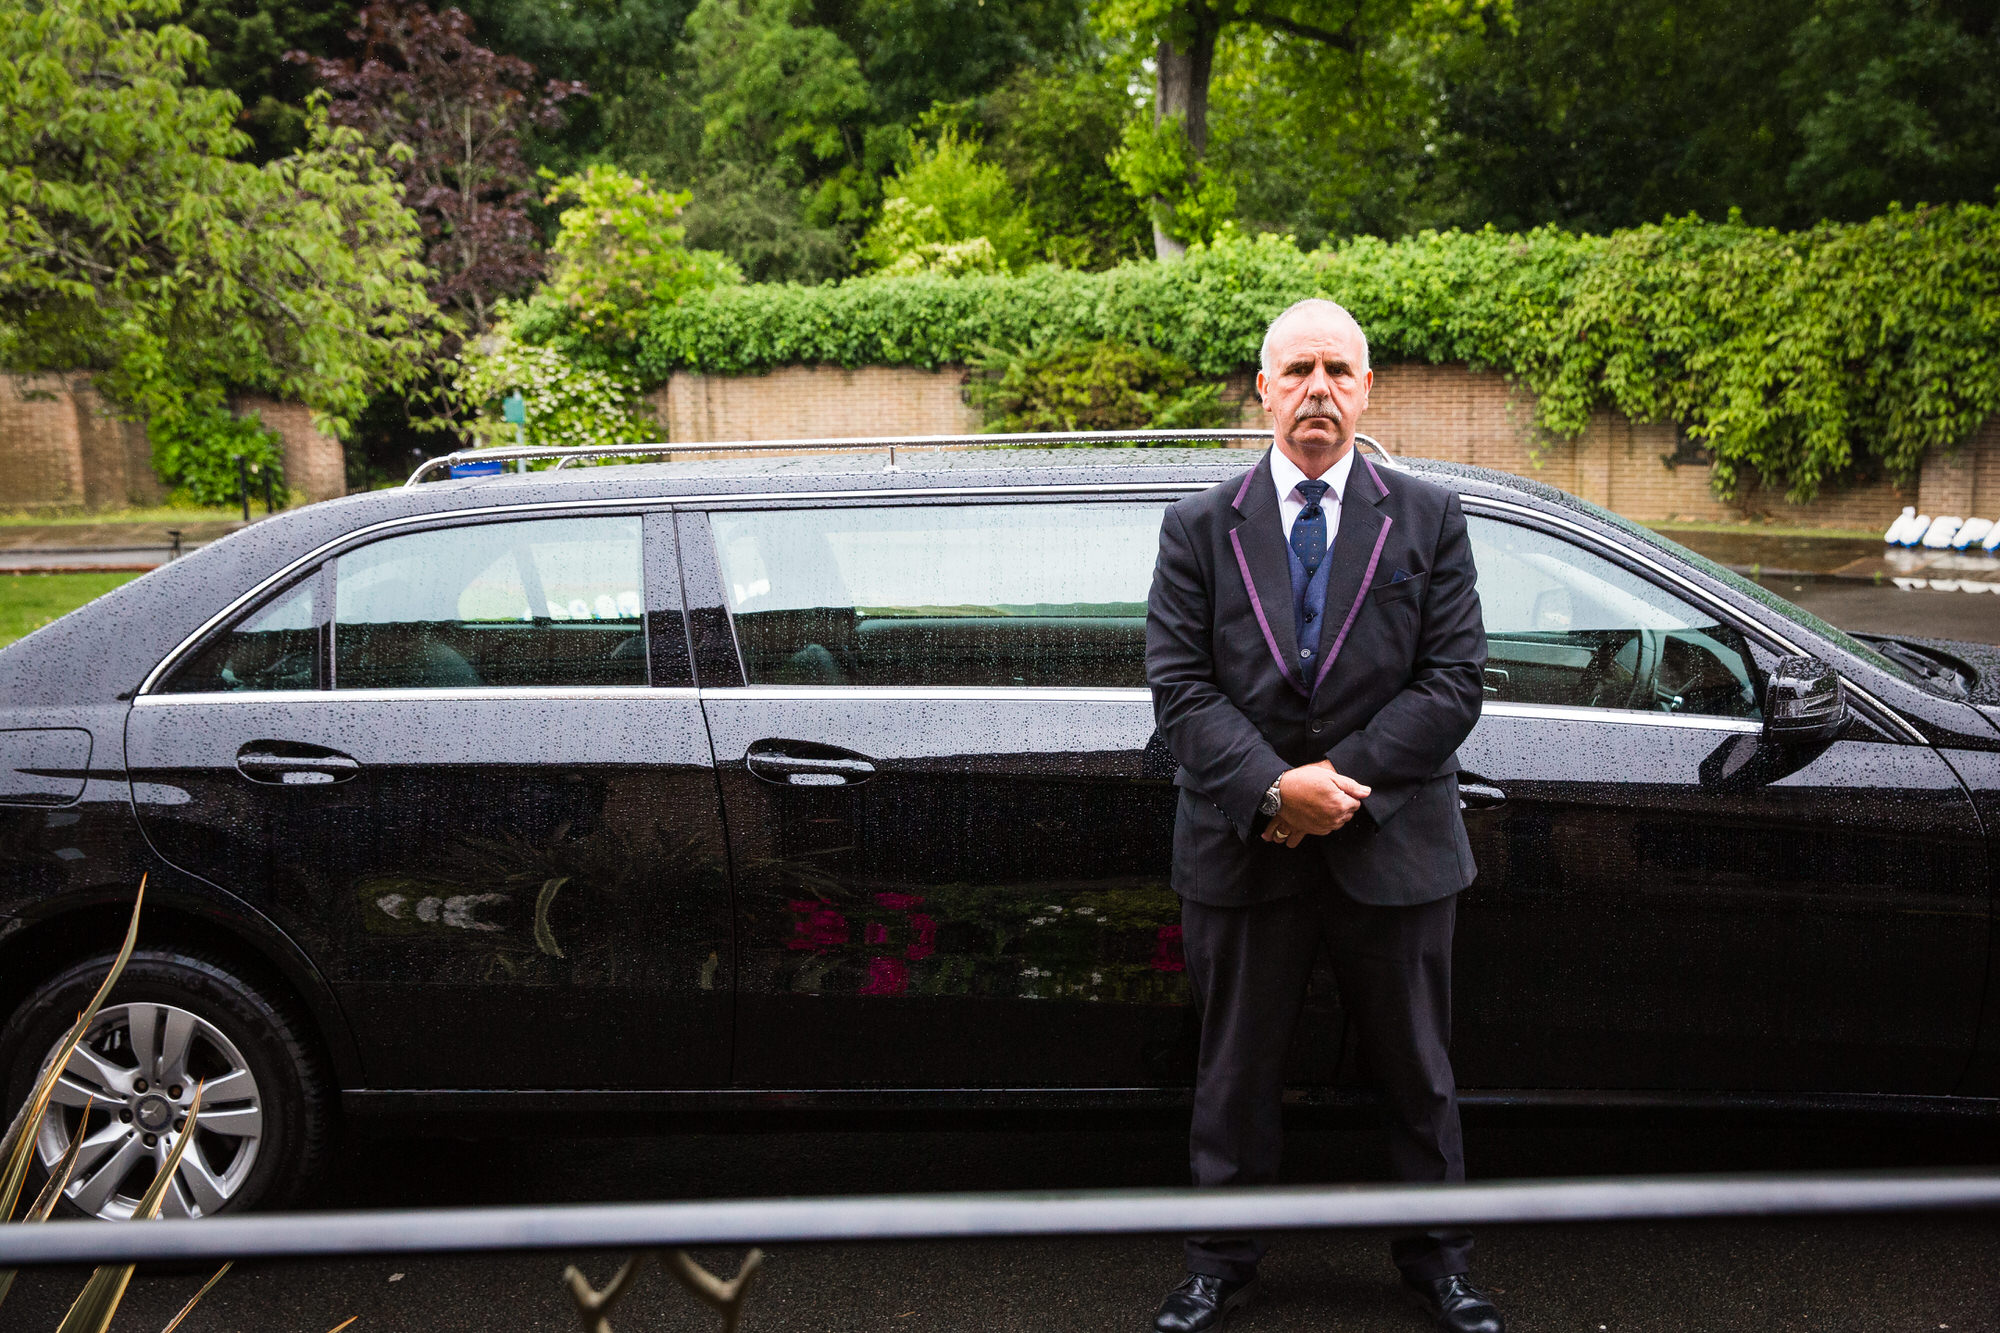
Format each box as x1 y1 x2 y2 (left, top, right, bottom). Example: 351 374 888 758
127 512 733 1092
1452 512 1988 1096
689 498 1222 1090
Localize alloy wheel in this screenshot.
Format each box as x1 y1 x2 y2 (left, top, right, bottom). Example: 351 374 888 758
33 1000 265 1219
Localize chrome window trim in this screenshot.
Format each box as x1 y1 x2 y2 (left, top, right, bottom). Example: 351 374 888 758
699 686 1761 731
137 484 1206 697
135 686 694 706
700 685 1154 704
1479 700 1763 733
1461 497 1927 745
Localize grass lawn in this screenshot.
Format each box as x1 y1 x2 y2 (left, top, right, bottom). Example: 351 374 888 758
0 572 142 649
0 504 250 527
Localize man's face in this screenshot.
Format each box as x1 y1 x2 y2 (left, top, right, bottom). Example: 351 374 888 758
1256 312 1372 466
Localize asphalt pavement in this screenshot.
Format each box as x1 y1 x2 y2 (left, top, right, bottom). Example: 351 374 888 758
5 1110 1998 1332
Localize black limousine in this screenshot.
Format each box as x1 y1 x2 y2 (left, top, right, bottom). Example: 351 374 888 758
4 437 1998 1220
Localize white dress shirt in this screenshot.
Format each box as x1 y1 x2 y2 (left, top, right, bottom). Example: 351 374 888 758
1271 444 1355 548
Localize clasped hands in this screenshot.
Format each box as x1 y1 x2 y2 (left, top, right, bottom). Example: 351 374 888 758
1262 760 1371 849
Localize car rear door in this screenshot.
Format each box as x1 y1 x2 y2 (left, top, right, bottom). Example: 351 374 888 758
686 490 1242 1090
126 509 733 1093
1450 504 1989 1097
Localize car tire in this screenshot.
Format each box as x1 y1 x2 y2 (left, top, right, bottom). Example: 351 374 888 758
0 948 331 1219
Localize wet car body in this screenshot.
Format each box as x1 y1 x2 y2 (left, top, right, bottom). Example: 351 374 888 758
5 447 2000 1215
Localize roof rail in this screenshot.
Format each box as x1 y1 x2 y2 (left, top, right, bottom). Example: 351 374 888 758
403 428 1290 486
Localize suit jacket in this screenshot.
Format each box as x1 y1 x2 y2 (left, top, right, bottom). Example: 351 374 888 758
1146 447 1487 907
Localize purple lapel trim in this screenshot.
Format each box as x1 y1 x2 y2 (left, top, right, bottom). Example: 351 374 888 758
1229 527 1309 697
1232 467 1257 510
1312 514 1393 695
1359 451 1390 499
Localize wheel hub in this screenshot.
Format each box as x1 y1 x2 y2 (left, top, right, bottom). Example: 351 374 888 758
133 1094 173 1132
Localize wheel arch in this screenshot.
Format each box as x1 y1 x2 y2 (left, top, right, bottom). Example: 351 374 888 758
0 882 363 1089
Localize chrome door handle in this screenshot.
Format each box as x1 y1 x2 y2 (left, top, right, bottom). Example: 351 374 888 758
1458 777 1506 810
236 747 361 786
745 743 877 787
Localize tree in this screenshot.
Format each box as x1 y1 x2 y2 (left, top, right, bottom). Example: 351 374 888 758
0 0 439 482
1101 0 1505 255
541 164 742 339
958 61 1147 269
178 0 354 160
295 2 585 337
858 130 1038 273
1784 0 2000 223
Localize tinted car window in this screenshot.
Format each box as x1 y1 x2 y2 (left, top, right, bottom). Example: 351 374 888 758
163 576 320 693
1468 515 1761 719
711 502 1165 687
334 517 645 689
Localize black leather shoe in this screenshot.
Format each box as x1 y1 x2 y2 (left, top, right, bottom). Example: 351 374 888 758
1402 1273 1504 1333
1152 1272 1259 1332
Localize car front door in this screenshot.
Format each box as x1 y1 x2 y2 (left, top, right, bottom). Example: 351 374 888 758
127 511 733 1092
1450 506 1988 1096
687 493 1236 1090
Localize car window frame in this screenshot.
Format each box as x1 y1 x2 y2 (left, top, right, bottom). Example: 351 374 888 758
142 506 678 701
1463 497 1922 743
686 492 1180 695
323 512 653 694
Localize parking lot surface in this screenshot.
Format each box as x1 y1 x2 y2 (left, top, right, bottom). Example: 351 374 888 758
6 1110 1998 1332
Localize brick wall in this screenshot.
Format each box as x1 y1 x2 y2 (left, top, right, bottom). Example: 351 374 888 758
233 396 347 503
0 374 344 508
652 364 982 444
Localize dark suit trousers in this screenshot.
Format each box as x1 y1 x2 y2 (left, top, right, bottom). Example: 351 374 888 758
1181 886 1471 1283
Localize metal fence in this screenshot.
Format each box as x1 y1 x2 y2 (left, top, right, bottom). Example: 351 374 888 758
7 1170 2000 1268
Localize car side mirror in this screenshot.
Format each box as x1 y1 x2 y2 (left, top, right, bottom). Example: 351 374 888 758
1763 655 1846 743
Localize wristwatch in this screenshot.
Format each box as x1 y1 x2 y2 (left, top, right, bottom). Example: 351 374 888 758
1259 777 1284 817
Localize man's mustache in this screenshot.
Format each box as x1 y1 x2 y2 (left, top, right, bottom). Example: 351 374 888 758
1291 396 1343 427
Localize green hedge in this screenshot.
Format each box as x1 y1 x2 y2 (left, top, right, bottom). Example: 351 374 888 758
625 206 2000 500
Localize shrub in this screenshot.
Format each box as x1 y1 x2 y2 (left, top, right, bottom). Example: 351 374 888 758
627 210 2000 500
453 318 660 451
857 130 1038 274
969 340 1234 433
150 395 287 507
542 165 744 341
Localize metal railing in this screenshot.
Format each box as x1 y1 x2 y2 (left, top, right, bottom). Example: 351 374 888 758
6 1170 2000 1267
403 429 1280 486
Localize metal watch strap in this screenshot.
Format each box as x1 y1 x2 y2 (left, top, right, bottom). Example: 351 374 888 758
1260 777 1283 816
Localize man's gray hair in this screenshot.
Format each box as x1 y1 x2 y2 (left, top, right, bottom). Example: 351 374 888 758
1259 298 1370 377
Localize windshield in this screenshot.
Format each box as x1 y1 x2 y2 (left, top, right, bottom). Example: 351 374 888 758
1546 500 1924 689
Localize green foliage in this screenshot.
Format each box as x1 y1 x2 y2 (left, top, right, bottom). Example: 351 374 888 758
858 131 1037 274
639 230 1319 377
1108 113 1238 246
631 210 2000 500
453 317 661 451
0 0 439 465
970 60 1151 270
970 339 1232 432
150 396 287 507
543 165 743 340
178 0 352 161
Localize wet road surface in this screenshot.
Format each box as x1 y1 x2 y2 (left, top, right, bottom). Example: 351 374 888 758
6 1110 1998 1332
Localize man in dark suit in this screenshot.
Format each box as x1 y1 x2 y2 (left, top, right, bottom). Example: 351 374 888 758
1145 299 1499 1333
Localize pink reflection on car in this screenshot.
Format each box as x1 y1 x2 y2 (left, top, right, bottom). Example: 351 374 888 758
859 957 910 995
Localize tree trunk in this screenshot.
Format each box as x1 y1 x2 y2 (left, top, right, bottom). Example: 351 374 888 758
1152 4 1218 260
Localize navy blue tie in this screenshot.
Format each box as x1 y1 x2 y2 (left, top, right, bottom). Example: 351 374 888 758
1291 478 1331 577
